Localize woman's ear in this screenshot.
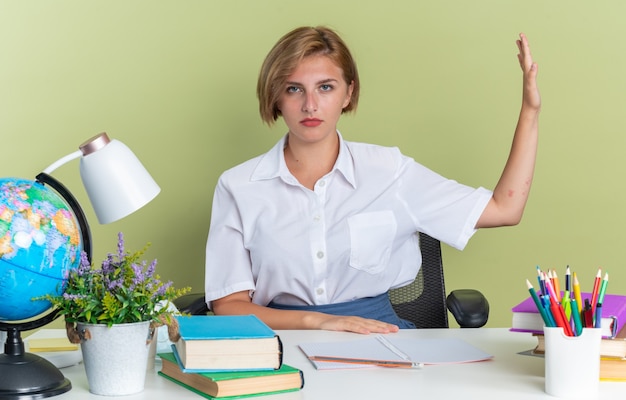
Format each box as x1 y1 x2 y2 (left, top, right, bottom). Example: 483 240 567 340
343 80 355 109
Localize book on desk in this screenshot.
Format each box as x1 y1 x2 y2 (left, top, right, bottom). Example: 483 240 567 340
159 315 303 398
172 315 283 372
158 352 303 399
599 356 626 381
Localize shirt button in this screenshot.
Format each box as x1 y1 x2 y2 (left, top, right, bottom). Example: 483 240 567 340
316 288 324 295
313 215 321 222
318 180 326 187
316 251 324 259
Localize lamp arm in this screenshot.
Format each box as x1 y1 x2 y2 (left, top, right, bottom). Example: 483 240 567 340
35 172 92 262
41 150 82 175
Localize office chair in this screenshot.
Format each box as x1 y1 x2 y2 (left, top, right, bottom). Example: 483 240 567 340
175 232 489 328
389 232 489 328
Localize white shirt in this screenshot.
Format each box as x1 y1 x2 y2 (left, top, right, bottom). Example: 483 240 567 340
205 133 492 308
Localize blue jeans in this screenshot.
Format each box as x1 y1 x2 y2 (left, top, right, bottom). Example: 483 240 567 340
268 293 416 329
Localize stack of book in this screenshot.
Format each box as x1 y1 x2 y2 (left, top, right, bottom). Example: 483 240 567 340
511 292 626 381
158 315 304 398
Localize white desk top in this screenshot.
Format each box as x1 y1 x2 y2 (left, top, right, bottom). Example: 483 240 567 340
52 328 623 399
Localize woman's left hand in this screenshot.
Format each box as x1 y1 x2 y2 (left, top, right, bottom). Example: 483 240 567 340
517 33 541 112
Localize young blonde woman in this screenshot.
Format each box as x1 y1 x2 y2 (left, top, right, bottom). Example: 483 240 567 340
205 26 540 334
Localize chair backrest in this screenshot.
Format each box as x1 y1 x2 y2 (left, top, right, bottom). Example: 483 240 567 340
388 232 449 328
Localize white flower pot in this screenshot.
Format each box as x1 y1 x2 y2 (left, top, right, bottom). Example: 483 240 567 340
77 321 151 396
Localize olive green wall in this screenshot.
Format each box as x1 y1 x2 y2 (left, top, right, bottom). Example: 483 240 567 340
3 1 626 328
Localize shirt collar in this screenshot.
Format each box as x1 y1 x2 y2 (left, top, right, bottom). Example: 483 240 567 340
250 131 357 188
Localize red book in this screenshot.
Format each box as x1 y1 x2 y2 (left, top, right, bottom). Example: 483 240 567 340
511 293 626 338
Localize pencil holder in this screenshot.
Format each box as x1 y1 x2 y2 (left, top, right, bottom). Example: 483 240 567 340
543 326 601 398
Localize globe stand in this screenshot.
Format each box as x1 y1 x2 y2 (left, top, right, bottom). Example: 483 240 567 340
0 310 71 399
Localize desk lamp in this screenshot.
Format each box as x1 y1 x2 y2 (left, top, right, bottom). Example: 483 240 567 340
0 132 160 398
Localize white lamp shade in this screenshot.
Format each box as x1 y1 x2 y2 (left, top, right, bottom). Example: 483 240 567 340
79 137 160 224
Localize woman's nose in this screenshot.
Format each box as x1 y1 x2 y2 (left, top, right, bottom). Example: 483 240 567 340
302 92 318 113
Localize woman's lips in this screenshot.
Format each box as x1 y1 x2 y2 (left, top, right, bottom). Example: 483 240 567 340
300 118 322 127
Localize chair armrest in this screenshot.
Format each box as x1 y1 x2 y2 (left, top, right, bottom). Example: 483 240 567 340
446 289 489 328
173 293 209 315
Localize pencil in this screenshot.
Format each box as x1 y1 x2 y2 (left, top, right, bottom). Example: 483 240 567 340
549 298 574 336
570 298 583 336
573 272 583 314
536 266 543 294
526 279 553 327
594 272 609 327
562 266 571 321
597 272 609 306
595 304 603 329
551 269 561 302
543 271 557 300
590 268 602 315
309 356 423 369
539 269 548 297
543 272 574 336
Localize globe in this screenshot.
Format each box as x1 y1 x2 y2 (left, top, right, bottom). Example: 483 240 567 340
0 177 82 322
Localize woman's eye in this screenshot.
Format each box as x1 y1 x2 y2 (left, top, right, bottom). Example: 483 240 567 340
286 86 302 94
320 84 333 91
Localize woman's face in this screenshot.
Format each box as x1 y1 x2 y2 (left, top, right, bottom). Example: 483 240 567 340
278 55 353 145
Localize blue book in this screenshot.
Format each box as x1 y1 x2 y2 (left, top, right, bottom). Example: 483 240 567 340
173 315 283 372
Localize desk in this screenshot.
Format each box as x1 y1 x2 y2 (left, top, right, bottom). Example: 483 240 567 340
54 328 623 399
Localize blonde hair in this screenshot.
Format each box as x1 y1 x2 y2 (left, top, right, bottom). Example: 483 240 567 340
257 26 360 125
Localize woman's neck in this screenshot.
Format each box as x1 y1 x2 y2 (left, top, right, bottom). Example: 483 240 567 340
284 134 339 190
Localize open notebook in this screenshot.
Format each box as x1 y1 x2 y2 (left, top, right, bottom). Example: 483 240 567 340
299 335 493 370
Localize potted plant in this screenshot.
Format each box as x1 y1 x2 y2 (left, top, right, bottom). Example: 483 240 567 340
37 232 190 396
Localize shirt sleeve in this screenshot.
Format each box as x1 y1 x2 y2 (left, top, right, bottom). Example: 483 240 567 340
204 174 255 309
395 153 492 250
